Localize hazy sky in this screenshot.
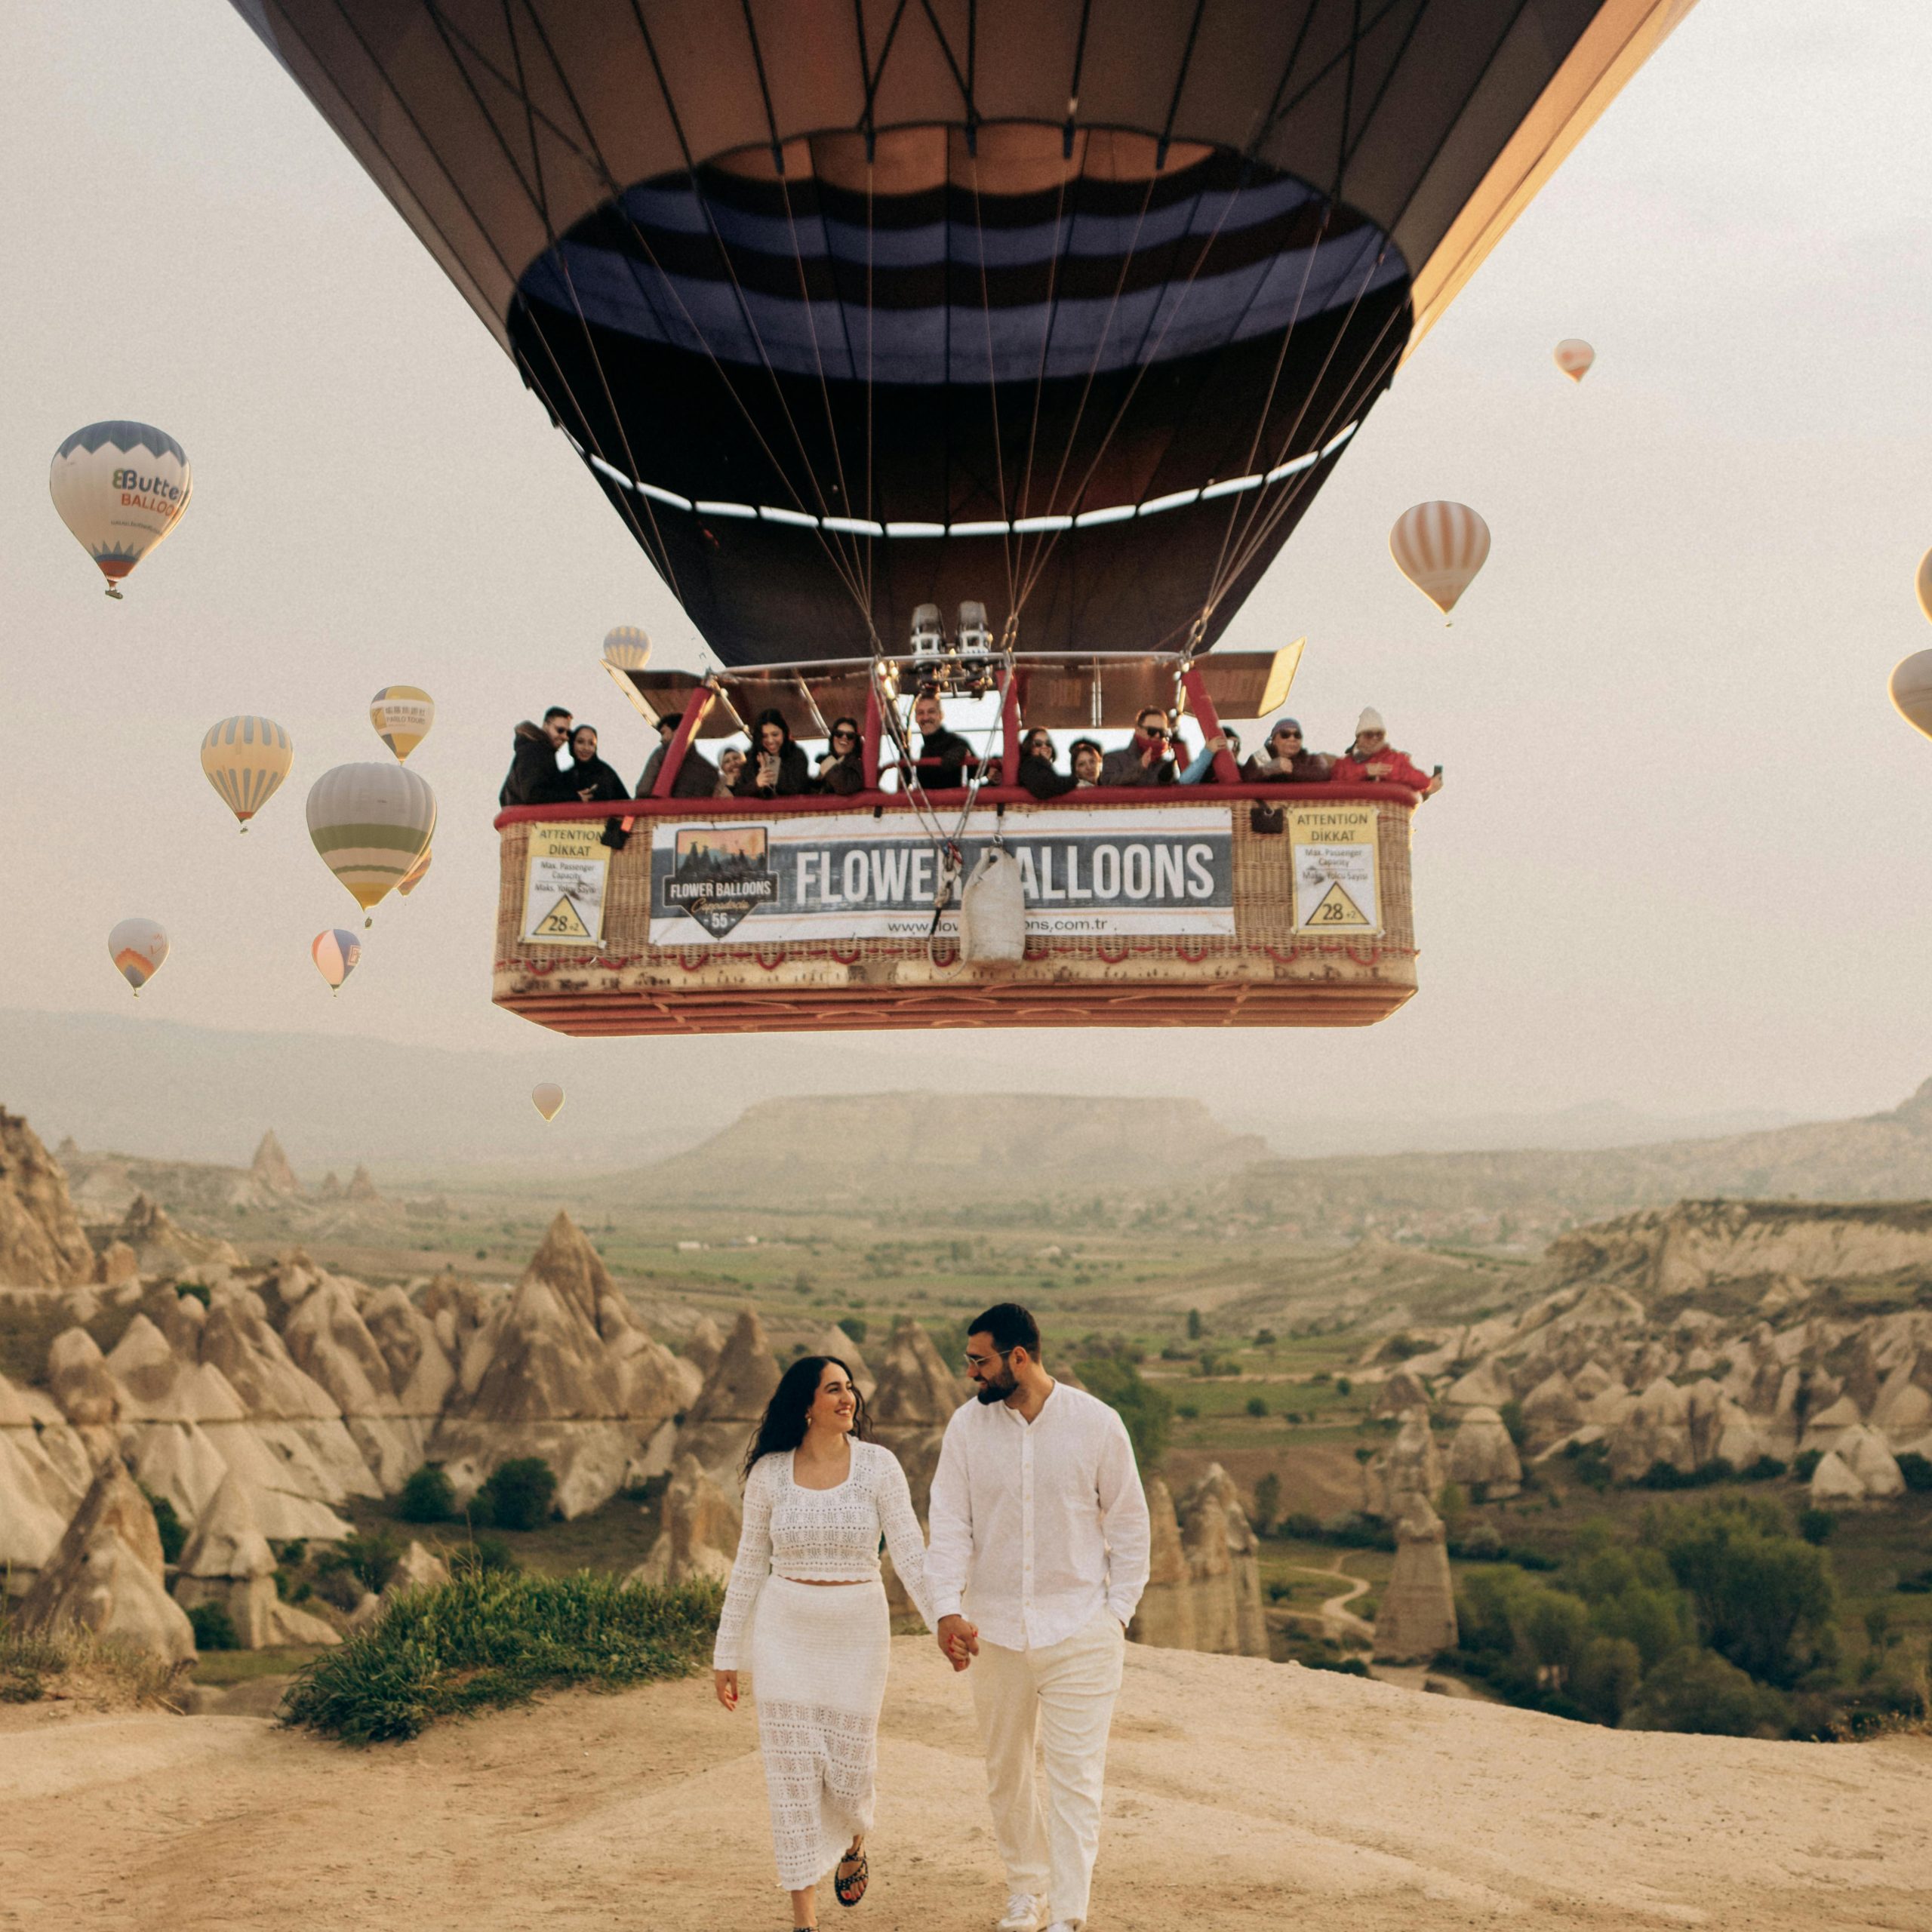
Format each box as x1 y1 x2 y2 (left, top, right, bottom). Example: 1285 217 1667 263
5 1 1932 1136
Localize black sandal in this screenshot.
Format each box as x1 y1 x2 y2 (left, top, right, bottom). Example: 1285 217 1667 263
834 1850 869 1908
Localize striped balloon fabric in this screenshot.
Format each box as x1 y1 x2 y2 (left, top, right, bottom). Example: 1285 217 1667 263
603 626 651 670
370 685 435 761
1389 501 1492 617
306 761 437 922
108 917 169 994
311 928 363 992
395 845 432 897
200 715 293 829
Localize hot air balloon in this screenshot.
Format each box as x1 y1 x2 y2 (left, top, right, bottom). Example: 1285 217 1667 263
602 627 654 717
371 687 434 761
1554 339 1596 383
1890 652 1932 740
230 3 1690 666
306 762 436 926
531 1083 565 1122
396 846 432 897
108 918 168 995
1389 503 1491 620
200 715 294 830
50 422 191 598
1916 549 1932 626
312 928 362 992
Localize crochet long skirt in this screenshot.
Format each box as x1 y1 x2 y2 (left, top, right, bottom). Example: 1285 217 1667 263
749 1575 891 1890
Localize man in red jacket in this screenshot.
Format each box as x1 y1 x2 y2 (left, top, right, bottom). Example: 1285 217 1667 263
1333 708 1441 795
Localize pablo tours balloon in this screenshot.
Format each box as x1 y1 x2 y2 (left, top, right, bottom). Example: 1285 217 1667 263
1554 338 1595 383
306 762 437 925
370 686 435 761
531 1082 565 1122
396 846 432 897
312 928 362 992
108 918 168 994
50 421 192 598
200 715 293 830
1389 501 1491 618
1916 549 1932 626
1889 651 1932 740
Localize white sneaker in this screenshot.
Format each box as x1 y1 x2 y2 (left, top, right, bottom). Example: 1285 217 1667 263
995 1896 1047 1932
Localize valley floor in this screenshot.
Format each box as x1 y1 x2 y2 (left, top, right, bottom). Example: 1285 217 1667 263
2 1641 1927 1932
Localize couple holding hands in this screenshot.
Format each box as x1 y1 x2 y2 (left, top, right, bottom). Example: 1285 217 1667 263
712 1303 1151 1932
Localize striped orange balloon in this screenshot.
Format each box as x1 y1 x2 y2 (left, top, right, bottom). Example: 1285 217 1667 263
1554 338 1595 382
1389 501 1491 617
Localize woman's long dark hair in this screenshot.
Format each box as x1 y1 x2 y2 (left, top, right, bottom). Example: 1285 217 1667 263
742 1354 870 1483
750 706 793 750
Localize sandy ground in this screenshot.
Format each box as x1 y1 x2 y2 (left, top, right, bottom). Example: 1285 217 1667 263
2 1639 1928 1932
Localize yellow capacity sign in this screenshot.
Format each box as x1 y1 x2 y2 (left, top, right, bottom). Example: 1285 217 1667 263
521 821 612 944
1286 803 1380 934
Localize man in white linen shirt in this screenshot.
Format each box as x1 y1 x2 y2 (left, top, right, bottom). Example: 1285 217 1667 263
926 1302 1151 1932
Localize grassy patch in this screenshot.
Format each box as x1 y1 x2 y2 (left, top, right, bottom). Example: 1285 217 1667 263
281 1569 722 1745
0 1619 189 1710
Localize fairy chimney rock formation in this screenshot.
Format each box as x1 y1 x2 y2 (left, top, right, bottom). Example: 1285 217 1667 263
250 1131 303 1197
46 1327 123 1427
1177 1466 1241 1656
678 1308 783 1474
869 1317 968 1430
1126 1475 1198 1652
1370 1369 1432 1419
346 1164 383 1204
1374 1495 1458 1661
172 1469 340 1648
632 1453 744 1587
0 1368 87 1578
1364 1409 1442 1519
18 1455 197 1663
1444 1407 1524 1497
816 1324 875 1398
0 1107 95 1287
682 1315 725 1380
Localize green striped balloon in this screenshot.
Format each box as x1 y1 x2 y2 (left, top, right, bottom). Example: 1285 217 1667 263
306 761 436 924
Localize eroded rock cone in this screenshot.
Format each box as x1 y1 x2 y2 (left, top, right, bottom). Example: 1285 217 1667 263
1127 1475 1197 1652
682 1315 725 1380
250 1131 303 1198
1375 1494 1457 1661
172 1469 340 1648
1444 1406 1524 1497
678 1308 783 1475
1369 1368 1431 1420
1178 1464 1266 1658
631 1453 743 1587
1364 1408 1441 1519
346 1164 383 1205
0 1367 88 1576
814 1324 875 1398
0 1106 95 1287
18 1455 196 1663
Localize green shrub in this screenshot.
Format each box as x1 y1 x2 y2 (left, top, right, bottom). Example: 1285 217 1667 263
1245 1395 1269 1418
143 1488 187 1566
397 1464 457 1524
836 1315 868 1346
1897 1451 1932 1493
1623 1647 1790 1737
1076 1357 1172 1470
1334 1375 1352 1397
1791 1449 1823 1482
472 1457 559 1531
1560 1439 1613 1491
1176 1402 1199 1420
1281 1511 1322 1540
1740 1455 1789 1483
281 1570 723 1744
450 1536 520 1577
1251 1472 1281 1536
1186 1309 1204 1340
187 1602 239 1651
1798 1507 1836 1546
1253 1328 1276 1348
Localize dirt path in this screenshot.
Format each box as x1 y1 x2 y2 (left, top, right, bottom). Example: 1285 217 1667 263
2 1641 1927 1932
1271 1552 1377 1645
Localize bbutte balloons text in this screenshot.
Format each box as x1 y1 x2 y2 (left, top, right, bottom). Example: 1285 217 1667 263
51 421 192 598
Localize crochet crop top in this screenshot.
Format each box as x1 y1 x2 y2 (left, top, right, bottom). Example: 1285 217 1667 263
712 1439 935 1669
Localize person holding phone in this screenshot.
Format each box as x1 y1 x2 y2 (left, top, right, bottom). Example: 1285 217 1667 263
814 716 866 796
734 709 811 798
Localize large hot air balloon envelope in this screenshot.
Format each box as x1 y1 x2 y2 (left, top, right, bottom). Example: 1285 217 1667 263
396 846 432 897
1916 549 1932 626
229 2 1692 665
1890 651 1932 741
312 928 363 992
371 686 435 761
108 918 168 994
1389 502 1491 617
1554 339 1595 383
306 762 437 923
531 1083 565 1122
51 421 192 598
201 715 294 829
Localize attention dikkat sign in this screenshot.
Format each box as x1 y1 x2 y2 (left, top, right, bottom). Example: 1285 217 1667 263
647 807 1235 944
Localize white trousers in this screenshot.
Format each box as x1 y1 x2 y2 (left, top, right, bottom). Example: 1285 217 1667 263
970 1608 1124 1930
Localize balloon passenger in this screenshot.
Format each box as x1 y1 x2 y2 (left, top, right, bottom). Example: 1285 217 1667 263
638 712 721 799
713 1357 935 1924
1099 708 1177 786
500 706 571 806
1017 728 1075 800
906 690 974 792
1332 709 1440 793
735 710 812 798
544 726 628 804
814 717 866 797
1178 725 1241 784
716 746 747 798
1069 740 1104 788
1243 719 1331 783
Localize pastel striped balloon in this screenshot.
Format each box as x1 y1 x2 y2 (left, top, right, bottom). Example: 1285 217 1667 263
603 626 651 670
371 685 435 761
50 420 192 598
396 845 432 897
200 715 293 829
108 918 168 994
312 928 362 992
1554 338 1595 383
1916 548 1932 625
306 761 437 923
1889 651 1932 741
1389 501 1491 617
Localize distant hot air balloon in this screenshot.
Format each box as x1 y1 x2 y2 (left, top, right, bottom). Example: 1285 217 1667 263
50 421 192 598
108 918 168 995
200 715 293 830
371 686 435 761
532 1082 565 1122
1890 651 1932 740
396 846 432 897
1554 338 1595 383
312 928 363 992
1389 502 1491 620
1916 549 1932 625
306 762 437 926
603 627 653 718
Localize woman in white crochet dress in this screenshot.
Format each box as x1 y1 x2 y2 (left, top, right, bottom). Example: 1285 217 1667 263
714 1352 935 1927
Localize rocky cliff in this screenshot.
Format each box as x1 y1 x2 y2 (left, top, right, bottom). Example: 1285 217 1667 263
0 1109 94 1287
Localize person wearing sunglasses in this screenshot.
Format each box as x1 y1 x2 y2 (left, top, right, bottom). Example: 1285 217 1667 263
1017 725 1078 799
814 715 866 796
1097 706 1177 786
1331 707 1440 794
1244 717 1331 783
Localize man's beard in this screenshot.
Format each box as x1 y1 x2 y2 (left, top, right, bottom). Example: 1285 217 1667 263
974 1364 1017 1404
